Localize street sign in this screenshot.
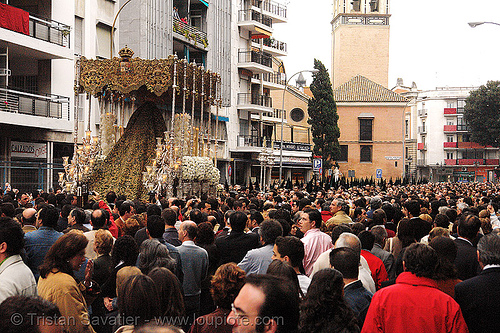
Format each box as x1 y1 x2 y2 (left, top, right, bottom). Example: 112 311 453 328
313 158 322 171
228 165 232 177
376 169 382 179
319 167 323 176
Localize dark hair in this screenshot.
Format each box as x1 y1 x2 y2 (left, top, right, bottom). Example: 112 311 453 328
402 243 439 279
148 267 185 318
229 211 247 232
106 191 117 205
0 296 61 333
0 217 24 255
331 224 353 244
147 204 162 218
259 219 283 245
189 209 203 224
477 233 500 265
404 200 421 217
381 202 395 222
370 225 387 245
434 214 450 229
210 263 246 310
195 222 215 245
112 235 139 267
138 239 175 275
244 274 300 333
397 218 417 248
161 208 177 227
329 247 359 279
299 268 359 333
38 204 59 229
267 259 302 298
70 208 86 225
182 222 198 240
458 214 481 240
358 230 375 250
429 236 458 280
119 201 134 216
91 209 108 230
147 215 165 239
298 198 311 210
60 204 74 219
249 210 264 226
372 209 386 226
303 209 322 229
39 232 88 279
275 236 305 269
117 274 161 328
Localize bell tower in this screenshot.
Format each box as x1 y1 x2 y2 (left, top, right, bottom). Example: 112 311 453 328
331 0 390 88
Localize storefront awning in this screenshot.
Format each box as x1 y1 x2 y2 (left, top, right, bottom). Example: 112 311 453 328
198 0 209 7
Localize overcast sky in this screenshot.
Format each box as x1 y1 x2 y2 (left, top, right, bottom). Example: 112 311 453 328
273 0 500 91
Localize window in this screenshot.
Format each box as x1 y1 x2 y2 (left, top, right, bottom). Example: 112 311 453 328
405 120 409 138
290 108 305 122
96 23 112 59
447 136 453 142
360 145 372 162
75 16 83 55
339 145 348 162
359 119 373 141
447 152 454 160
405 147 409 159
447 100 455 108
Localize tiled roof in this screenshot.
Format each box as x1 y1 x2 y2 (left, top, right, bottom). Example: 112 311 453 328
333 75 408 102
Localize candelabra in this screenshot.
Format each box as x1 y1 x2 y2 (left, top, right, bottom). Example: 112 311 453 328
59 130 101 193
258 138 275 191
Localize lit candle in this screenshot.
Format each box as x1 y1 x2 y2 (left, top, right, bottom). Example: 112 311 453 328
62 156 69 166
58 172 65 182
66 183 72 192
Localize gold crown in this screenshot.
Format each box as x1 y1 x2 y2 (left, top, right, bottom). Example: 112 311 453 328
119 46 134 59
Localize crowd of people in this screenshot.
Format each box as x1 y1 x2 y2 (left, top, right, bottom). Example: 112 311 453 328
0 181 499 333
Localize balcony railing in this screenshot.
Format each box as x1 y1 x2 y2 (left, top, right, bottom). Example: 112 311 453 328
457 124 470 132
456 142 493 149
238 50 272 68
418 109 427 117
253 72 286 85
262 37 287 53
444 108 457 115
173 18 208 49
238 9 273 28
0 87 70 120
237 93 272 108
444 125 457 132
253 0 288 19
417 143 427 150
444 142 457 148
418 126 427 134
237 135 272 148
445 159 456 165
28 14 70 47
458 159 485 166
262 108 286 119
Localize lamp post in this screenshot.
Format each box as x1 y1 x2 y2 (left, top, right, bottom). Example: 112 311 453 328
279 69 319 185
468 21 500 28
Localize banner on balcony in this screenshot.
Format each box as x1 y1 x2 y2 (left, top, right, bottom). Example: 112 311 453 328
0 4 29 35
11 141 47 159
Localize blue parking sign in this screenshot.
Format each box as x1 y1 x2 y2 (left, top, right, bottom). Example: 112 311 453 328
313 159 322 171
376 169 382 179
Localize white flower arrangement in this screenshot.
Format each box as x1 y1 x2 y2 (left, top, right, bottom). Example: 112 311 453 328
181 156 220 185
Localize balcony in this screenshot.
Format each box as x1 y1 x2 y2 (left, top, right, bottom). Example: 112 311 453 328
457 124 470 132
443 142 457 148
252 72 286 89
273 141 311 152
486 159 500 165
417 143 427 150
252 0 288 23
417 159 426 166
456 142 493 149
0 87 71 130
444 108 457 116
238 9 273 35
252 37 287 56
238 50 273 74
173 18 208 49
445 159 457 165
237 93 273 113
443 125 457 132
458 159 484 166
237 135 272 148
251 108 287 123
418 109 427 117
417 126 427 134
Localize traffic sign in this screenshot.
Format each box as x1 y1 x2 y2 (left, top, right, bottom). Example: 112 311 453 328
228 165 232 177
313 158 322 171
376 169 382 179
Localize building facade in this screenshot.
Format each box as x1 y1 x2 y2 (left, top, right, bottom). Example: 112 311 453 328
415 87 500 182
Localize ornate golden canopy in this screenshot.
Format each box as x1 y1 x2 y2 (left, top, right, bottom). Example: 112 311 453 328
77 47 220 103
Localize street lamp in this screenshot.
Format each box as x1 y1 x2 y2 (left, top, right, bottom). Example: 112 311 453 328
278 69 319 185
468 21 500 28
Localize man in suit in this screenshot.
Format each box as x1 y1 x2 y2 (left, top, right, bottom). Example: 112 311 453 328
455 233 500 333
215 211 259 265
454 214 481 280
177 221 208 324
370 225 395 278
403 200 432 241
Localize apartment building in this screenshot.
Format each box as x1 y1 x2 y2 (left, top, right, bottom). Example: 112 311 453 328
416 87 500 182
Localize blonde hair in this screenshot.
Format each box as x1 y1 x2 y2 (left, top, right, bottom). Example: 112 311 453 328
419 214 433 224
428 227 451 241
94 229 114 255
116 266 142 294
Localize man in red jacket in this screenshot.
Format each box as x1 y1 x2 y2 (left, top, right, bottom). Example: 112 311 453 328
362 243 468 333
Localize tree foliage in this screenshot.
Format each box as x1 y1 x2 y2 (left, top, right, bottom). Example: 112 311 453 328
307 59 340 170
464 81 500 147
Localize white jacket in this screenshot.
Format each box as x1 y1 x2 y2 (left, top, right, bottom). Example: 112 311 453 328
0 254 37 303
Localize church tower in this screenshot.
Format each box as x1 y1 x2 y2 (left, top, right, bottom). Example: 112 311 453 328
331 0 390 88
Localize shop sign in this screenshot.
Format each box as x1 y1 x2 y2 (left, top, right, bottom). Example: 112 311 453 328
11 141 47 159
